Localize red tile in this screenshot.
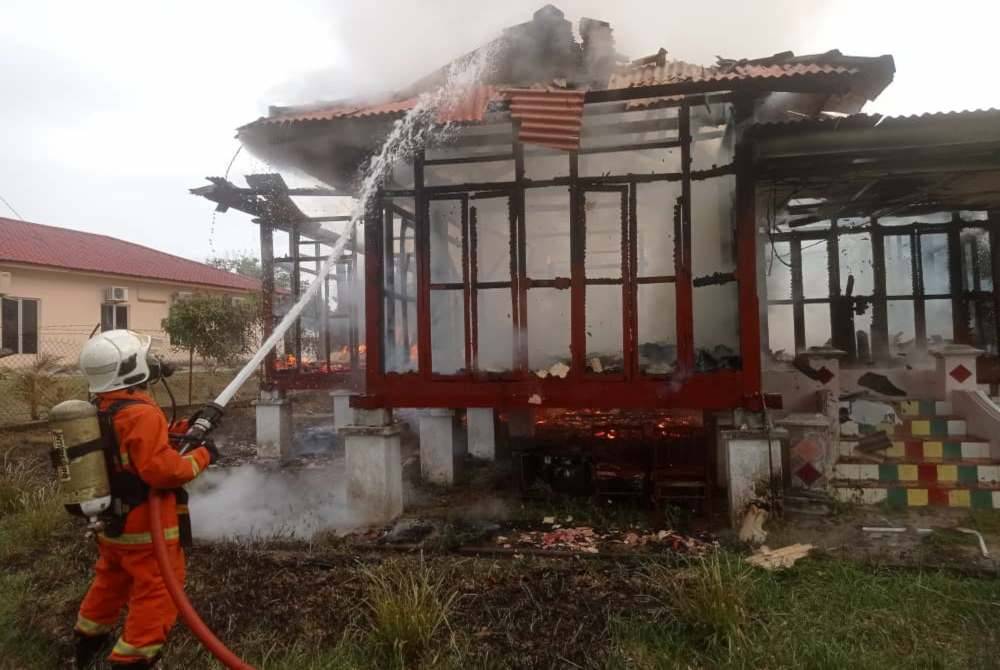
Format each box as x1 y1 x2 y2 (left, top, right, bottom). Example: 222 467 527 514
905 441 924 460
928 488 950 507
917 464 937 482
949 364 972 383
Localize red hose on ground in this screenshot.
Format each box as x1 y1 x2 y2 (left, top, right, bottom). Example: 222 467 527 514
148 490 256 670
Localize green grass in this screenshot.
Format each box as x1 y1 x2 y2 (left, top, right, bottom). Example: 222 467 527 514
609 555 1000 669
362 557 458 669
0 573 62 670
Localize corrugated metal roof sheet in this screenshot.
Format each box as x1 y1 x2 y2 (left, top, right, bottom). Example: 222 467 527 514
0 218 260 291
244 49 891 132
256 86 500 127
608 60 855 90
505 88 586 151
748 108 1000 135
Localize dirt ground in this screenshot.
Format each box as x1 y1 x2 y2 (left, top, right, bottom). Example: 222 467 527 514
3 399 1000 668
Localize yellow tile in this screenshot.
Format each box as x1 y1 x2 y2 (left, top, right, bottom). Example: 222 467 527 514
924 441 943 459
898 464 918 481
877 422 897 436
949 490 971 508
907 489 929 506
900 400 920 417
887 442 905 458
910 420 930 436
937 465 958 482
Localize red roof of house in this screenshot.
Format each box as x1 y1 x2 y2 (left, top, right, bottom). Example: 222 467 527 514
0 217 260 292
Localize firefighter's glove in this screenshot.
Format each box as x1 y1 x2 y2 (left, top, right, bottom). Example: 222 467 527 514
201 439 220 466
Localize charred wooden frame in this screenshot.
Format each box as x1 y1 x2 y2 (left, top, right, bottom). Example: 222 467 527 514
767 214 1000 362
358 95 760 409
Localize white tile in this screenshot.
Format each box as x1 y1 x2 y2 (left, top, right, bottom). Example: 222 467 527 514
947 419 966 436
962 442 990 459
858 464 879 481
993 491 1000 510
860 488 888 504
835 463 861 481
838 441 856 457
834 487 859 503
977 465 1000 484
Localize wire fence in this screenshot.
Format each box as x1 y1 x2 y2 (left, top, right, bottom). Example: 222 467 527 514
0 329 258 427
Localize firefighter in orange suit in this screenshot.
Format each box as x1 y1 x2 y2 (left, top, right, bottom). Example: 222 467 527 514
73 330 217 669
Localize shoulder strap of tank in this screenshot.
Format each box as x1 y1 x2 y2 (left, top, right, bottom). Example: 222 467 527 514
97 399 148 465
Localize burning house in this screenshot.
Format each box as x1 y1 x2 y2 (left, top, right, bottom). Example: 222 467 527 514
196 5 1000 522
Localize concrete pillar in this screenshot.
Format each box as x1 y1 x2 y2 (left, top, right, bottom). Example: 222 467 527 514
342 408 403 523
418 409 465 485
721 428 788 528
933 344 983 397
467 408 496 461
331 389 357 433
254 391 293 459
775 413 833 492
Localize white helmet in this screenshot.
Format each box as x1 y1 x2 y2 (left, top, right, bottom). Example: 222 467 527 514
79 329 153 393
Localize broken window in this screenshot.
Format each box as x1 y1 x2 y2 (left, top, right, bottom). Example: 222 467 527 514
765 241 793 301
636 182 678 375
638 282 676 374
579 107 681 178
527 287 570 371
692 174 739 370
383 198 417 373
767 304 795 356
920 233 950 296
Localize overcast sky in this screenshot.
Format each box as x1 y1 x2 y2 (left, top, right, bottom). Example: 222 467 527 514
1 0 996 263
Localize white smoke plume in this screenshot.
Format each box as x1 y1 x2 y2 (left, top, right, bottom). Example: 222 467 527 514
187 464 364 540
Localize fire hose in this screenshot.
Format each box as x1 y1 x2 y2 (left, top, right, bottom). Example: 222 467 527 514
145 219 358 669
149 489 255 670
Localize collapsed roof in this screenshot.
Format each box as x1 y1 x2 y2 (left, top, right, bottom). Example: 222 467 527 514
237 4 895 190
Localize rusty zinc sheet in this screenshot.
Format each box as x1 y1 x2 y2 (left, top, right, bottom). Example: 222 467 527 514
503 88 586 151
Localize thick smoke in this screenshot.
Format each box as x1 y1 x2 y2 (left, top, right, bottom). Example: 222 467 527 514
187 464 364 540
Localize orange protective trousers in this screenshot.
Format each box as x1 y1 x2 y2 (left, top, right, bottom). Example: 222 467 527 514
77 542 186 664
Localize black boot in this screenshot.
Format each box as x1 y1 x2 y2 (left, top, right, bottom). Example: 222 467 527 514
74 632 111 669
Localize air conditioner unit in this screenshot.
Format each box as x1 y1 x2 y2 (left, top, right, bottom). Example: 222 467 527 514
175 291 194 301
104 286 128 302
0 271 11 294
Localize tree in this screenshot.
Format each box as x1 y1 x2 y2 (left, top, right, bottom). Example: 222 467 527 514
161 294 260 403
206 251 291 290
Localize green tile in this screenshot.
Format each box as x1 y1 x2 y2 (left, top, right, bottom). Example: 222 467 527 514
943 442 963 461
958 465 978 484
858 423 877 435
930 418 948 437
887 488 908 509
879 464 898 482
971 490 994 510
920 400 937 417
